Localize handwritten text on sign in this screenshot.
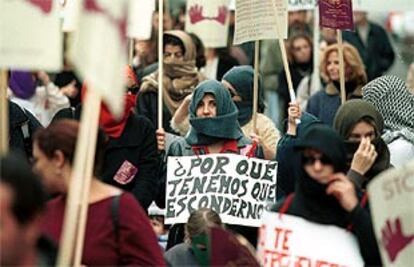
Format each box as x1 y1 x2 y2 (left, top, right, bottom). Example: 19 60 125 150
166 154 277 227
257 211 364 267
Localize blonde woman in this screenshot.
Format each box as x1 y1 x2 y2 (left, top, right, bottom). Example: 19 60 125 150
306 43 367 126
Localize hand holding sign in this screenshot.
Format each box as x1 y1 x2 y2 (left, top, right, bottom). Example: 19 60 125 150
382 218 414 263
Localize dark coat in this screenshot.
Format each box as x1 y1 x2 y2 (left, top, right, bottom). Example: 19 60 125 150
343 22 395 81
101 113 159 210
135 91 176 134
9 100 42 160
52 108 159 210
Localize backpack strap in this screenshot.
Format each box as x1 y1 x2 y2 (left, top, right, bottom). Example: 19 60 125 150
278 193 295 219
111 193 122 256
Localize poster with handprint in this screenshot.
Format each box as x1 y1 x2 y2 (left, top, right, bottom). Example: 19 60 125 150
0 0 62 71
368 160 414 266
185 0 231 48
69 0 128 117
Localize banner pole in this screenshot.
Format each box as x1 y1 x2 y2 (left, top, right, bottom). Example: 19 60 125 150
336 29 346 105
72 90 101 267
253 40 260 131
0 70 9 156
158 0 164 130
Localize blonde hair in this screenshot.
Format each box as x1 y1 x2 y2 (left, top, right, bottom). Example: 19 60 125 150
320 43 367 85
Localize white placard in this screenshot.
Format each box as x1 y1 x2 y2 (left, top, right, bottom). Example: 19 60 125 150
233 0 288 45
367 160 414 267
0 0 62 71
69 0 128 117
165 154 278 227
185 0 230 48
127 0 155 40
288 0 315 11
257 211 364 267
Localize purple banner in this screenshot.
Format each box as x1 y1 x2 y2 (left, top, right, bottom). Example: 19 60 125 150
319 0 354 30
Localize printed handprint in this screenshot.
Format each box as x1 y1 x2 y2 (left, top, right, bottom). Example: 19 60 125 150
27 0 53 14
381 217 414 262
189 5 205 24
215 5 228 25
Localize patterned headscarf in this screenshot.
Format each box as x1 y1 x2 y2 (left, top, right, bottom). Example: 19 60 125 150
362 75 414 145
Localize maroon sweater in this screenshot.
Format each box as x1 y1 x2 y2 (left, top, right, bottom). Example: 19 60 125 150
42 192 165 266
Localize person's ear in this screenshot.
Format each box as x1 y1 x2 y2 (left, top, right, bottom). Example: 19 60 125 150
53 150 66 169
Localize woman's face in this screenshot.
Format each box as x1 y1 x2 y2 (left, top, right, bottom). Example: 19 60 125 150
303 148 335 184
326 51 340 81
32 142 64 194
348 121 376 142
164 44 184 62
292 38 311 64
196 93 217 118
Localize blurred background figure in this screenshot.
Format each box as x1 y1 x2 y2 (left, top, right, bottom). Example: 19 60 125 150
1 153 55 266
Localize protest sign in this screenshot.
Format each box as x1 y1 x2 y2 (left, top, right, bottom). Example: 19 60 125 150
185 0 230 48
165 154 277 227
233 0 288 45
257 211 364 267
319 0 353 30
367 160 414 266
288 0 315 11
0 0 62 71
127 0 155 40
69 0 128 117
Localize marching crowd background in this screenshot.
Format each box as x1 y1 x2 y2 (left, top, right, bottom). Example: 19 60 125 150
1 2 414 266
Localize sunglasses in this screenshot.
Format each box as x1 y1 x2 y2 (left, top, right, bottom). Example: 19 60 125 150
302 154 332 166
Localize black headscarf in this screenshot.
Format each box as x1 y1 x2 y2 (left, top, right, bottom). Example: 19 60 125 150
289 124 349 227
333 99 391 182
222 66 265 126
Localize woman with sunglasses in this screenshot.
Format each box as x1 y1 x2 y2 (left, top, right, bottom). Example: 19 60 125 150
271 124 381 266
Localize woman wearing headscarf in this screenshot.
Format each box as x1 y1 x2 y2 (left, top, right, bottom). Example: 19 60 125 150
334 99 391 189
160 80 264 249
270 124 382 266
306 43 367 126
8 70 70 126
362 75 414 166
170 66 280 160
137 30 204 134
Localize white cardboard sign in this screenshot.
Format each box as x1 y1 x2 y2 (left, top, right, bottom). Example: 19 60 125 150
257 211 364 267
0 0 62 71
288 0 315 11
185 0 231 48
233 0 288 45
69 0 128 117
165 154 277 227
367 160 414 267
127 0 155 40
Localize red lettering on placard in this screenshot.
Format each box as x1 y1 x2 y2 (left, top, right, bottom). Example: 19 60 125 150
274 227 292 251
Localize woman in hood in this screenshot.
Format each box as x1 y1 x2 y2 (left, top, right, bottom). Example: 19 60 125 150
137 30 204 134
362 75 414 166
334 99 391 188
271 124 382 266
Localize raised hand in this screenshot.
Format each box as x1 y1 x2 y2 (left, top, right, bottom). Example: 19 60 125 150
189 5 205 24
382 218 414 262
326 173 358 212
156 128 166 152
215 5 228 25
350 137 378 175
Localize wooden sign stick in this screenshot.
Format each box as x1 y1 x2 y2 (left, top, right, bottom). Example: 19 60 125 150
253 40 260 132
56 88 101 266
0 70 9 156
73 90 101 267
336 29 346 105
157 0 164 130
128 38 134 65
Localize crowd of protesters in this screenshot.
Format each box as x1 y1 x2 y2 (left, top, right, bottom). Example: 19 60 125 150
2 4 414 267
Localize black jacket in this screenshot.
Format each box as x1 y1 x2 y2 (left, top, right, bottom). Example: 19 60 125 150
53 108 159 210
9 101 42 160
101 113 159 210
343 22 395 81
